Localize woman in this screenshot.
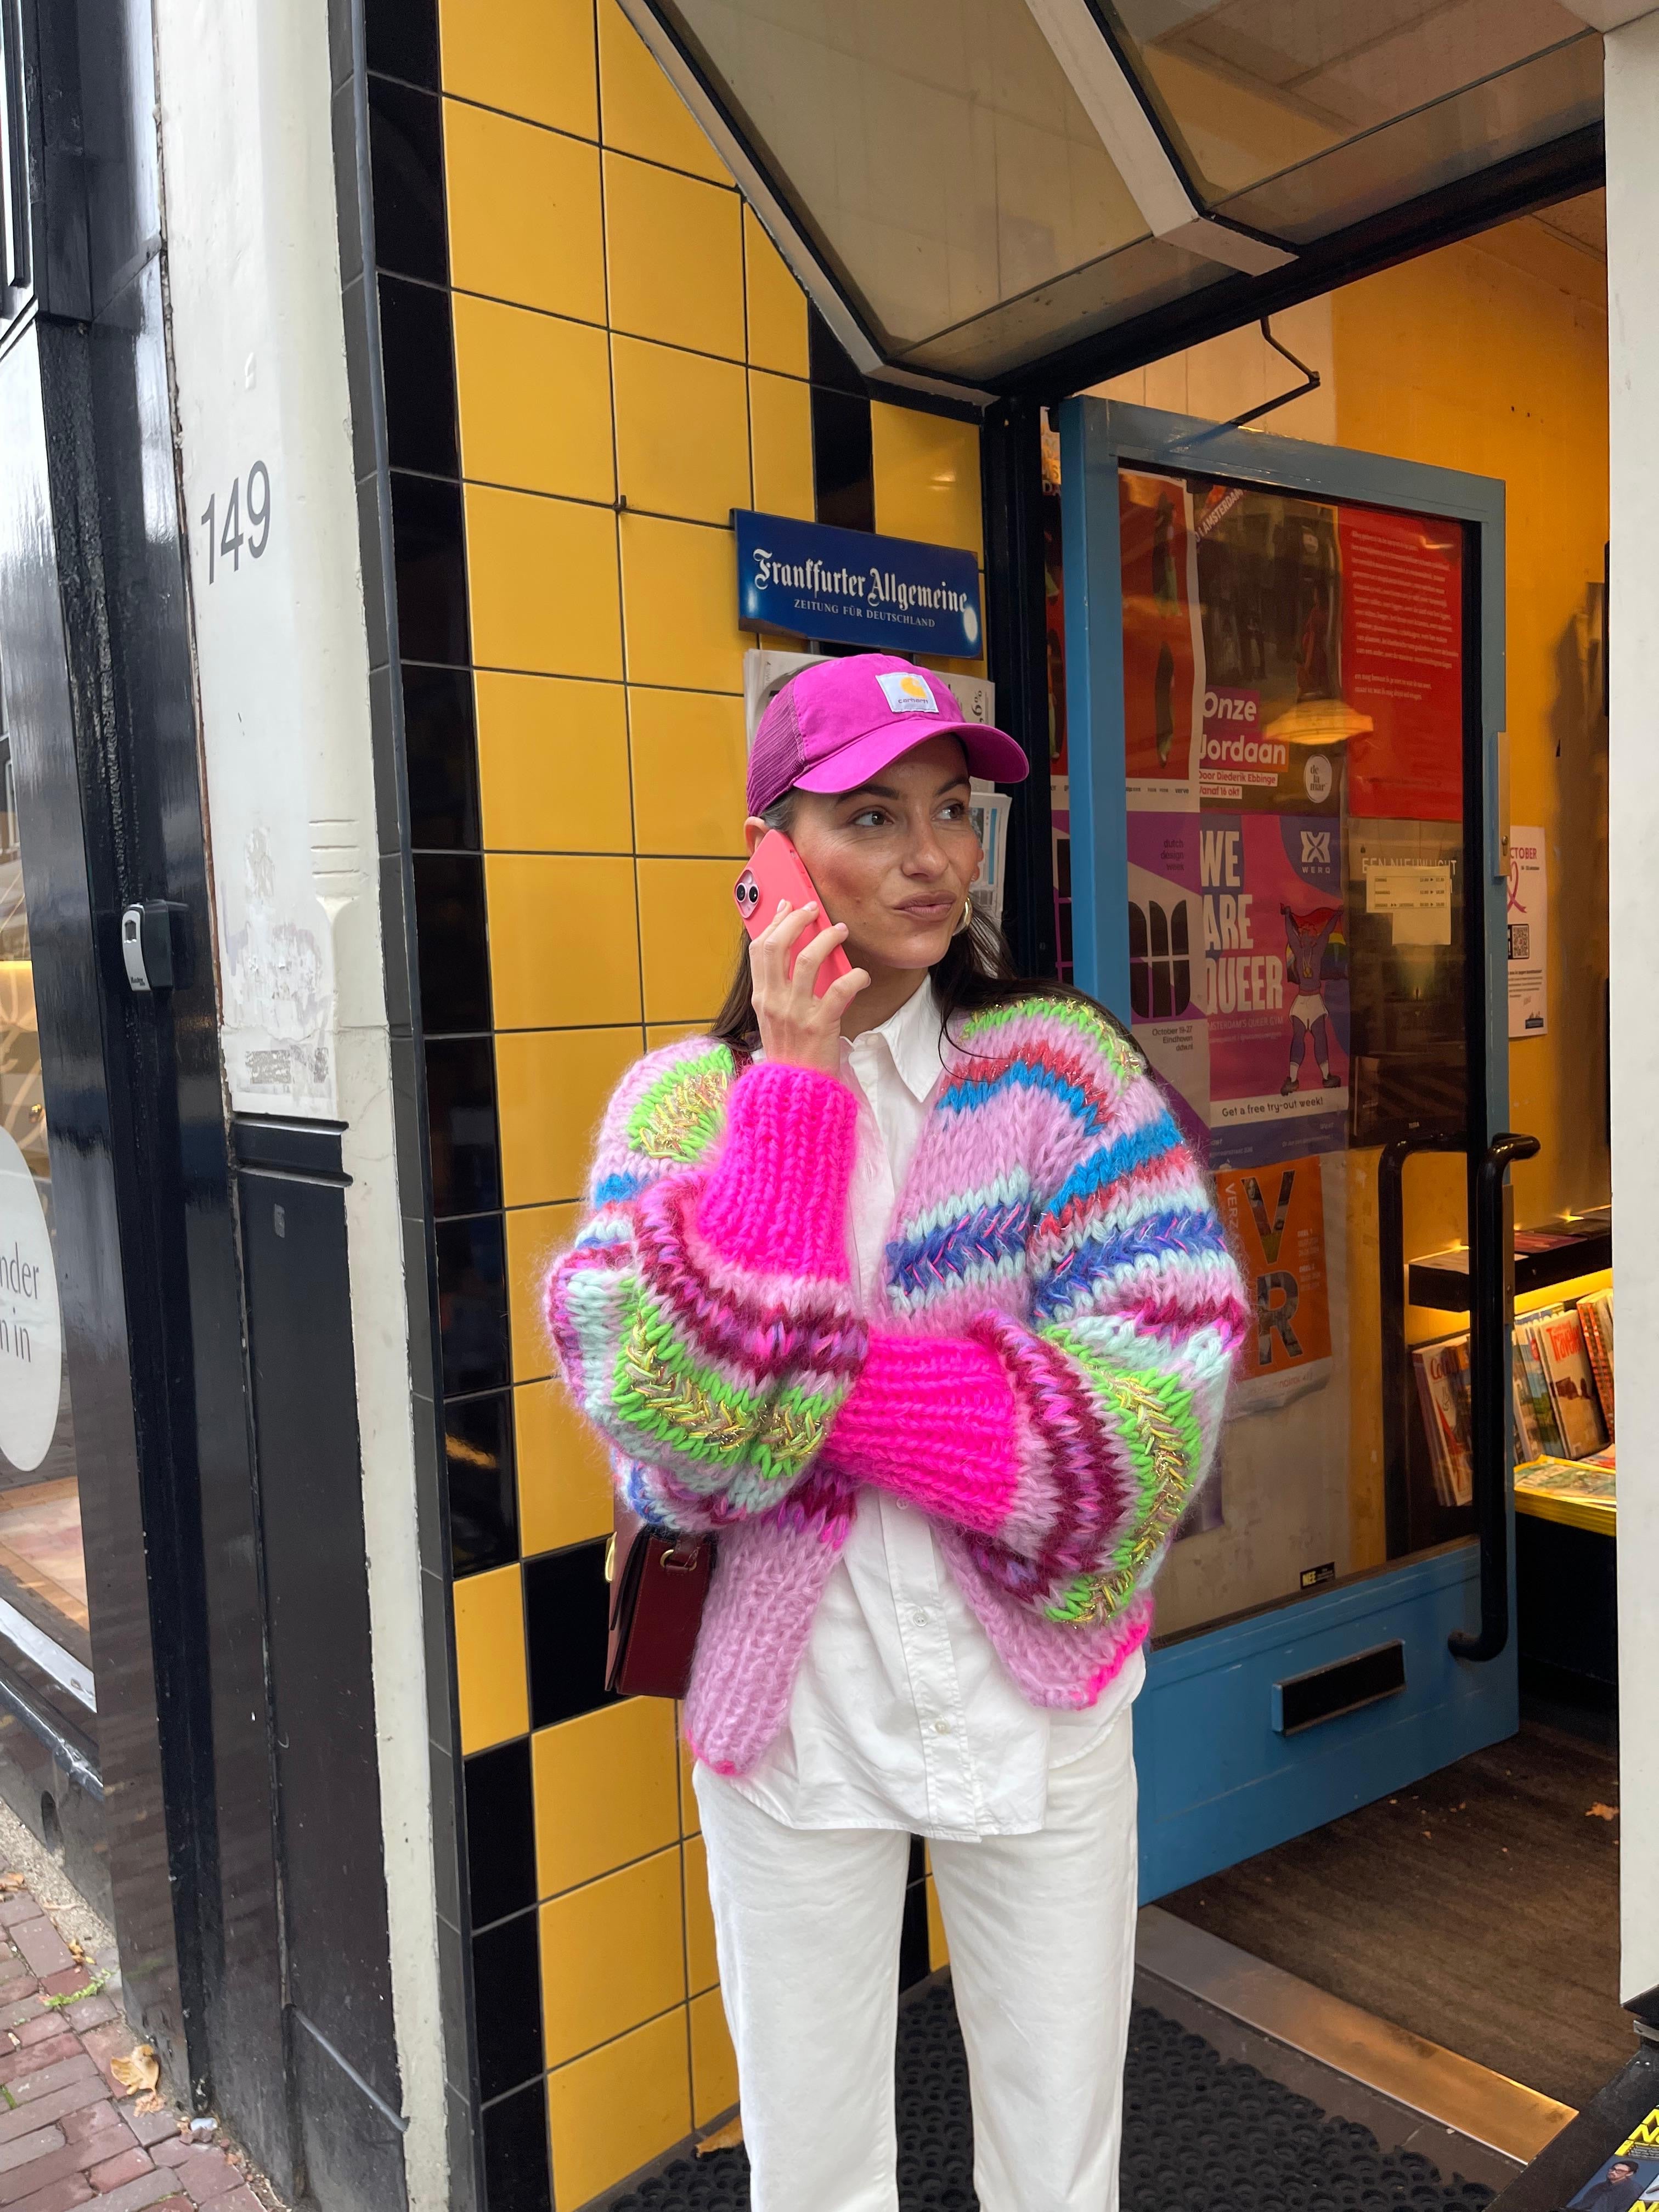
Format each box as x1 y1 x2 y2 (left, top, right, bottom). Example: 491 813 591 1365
547 652 1246 2212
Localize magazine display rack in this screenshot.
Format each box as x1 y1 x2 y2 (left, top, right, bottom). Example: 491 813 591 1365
1392 1187 1616 1545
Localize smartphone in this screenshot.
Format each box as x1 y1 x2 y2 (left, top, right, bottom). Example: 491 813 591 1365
733 831 855 1000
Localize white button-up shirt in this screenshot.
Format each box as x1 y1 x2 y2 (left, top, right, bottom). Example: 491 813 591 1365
732 979 1144 1840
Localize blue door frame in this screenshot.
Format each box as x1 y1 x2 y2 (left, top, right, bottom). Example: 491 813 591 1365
1056 396 1517 1904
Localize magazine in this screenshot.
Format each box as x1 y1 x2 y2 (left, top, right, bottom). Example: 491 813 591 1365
1577 1287 1615 1437
1536 1308 1609 1460
1413 1336 1473 1508
1513 1455 1616 1502
1515 1318 1565 1458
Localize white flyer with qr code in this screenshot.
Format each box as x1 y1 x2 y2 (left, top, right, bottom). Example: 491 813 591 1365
1507 826 1547 1039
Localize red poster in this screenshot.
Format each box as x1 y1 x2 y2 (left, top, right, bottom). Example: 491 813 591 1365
1120 470 1201 804
1339 504 1463 821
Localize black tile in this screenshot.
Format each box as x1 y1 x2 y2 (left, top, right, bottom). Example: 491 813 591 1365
430 1739 464 1930
329 0 355 94
413 851 490 1034
436 1214 510 1398
391 472 470 666
332 79 365 287
447 1389 518 1576
380 274 459 478
342 274 379 483
405 1224 442 1400
423 1564 456 1741
899 1876 930 1991
446 2085 482 2212
524 1542 616 1730
359 473 392 671
808 301 866 396
367 0 439 89
426 1035 500 1216
811 386 874 534
472 1909 544 2102
410 1386 448 1577
380 851 417 1034
464 1740 538 1929
368 663 404 864
368 76 448 285
403 665 481 849
481 2076 552 2212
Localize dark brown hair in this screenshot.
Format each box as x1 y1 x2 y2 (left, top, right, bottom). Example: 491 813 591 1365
709 788 1102 1056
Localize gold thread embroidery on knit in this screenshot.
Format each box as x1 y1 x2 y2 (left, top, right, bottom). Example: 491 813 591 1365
617 1313 829 1477
1049 1376 1192 1623
629 1051 733 1165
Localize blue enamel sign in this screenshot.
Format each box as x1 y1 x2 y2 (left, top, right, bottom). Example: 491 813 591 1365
733 509 982 657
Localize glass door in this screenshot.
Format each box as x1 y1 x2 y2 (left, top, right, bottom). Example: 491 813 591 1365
0 711 92 1734
1057 397 1516 1899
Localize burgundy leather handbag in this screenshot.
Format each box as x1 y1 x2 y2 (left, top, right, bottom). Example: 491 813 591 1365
605 1499 714 1699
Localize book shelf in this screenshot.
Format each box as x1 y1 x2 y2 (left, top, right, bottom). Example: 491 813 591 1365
1406 1210 1615 1538
1408 1210 1612 1313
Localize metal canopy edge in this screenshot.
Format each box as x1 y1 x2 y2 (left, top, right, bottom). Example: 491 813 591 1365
1021 0 1294 275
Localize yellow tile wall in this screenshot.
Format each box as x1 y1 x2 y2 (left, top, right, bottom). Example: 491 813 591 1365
436 0 984 2191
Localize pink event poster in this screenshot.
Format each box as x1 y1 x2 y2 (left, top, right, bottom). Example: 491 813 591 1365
1129 813 1349 1170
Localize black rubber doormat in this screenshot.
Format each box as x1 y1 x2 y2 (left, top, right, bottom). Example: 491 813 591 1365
610 1983 1497 2211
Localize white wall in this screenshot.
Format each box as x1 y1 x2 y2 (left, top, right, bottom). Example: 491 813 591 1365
1605 4 1659 2018
150 1 446 2196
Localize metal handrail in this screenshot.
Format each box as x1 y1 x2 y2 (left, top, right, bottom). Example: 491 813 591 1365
1448 1132 1541 1662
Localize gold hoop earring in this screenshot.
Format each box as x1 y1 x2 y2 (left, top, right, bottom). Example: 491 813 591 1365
953 898 974 937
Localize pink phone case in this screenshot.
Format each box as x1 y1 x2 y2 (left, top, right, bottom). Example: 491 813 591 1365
733 832 855 1000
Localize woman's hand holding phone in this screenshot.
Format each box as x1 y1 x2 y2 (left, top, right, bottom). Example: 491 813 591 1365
749 901 868 1077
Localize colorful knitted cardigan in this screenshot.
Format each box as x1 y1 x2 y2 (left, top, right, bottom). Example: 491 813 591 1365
547 995 1248 1777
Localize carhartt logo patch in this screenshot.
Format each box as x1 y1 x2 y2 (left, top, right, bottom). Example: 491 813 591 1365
877 670 939 714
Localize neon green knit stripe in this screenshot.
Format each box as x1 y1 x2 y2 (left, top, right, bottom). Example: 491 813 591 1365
610 1288 839 1482
1039 1336 1205 1623
625 1045 733 1165
958 995 1141 1079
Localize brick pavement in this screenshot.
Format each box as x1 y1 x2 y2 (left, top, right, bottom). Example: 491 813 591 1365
0 1875 272 2212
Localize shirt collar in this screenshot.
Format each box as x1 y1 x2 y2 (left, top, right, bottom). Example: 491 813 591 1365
847 978 945 1104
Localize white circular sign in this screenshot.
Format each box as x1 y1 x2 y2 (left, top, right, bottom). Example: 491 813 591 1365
1304 754 1333 803
0 1128 61 1472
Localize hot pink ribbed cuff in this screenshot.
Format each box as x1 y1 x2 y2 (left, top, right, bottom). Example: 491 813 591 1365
695 1061 857 1279
823 1329 1020 1534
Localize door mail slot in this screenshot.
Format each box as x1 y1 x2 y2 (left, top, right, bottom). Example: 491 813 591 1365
1272 1640 1406 1735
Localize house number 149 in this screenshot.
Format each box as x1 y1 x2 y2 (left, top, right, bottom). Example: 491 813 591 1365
199 461 272 584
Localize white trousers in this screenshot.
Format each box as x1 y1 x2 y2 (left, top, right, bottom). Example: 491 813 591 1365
694 1706 1139 2212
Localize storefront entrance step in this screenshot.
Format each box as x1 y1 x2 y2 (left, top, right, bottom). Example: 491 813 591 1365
1137 1904 1574 2165
598 1972 1506 2211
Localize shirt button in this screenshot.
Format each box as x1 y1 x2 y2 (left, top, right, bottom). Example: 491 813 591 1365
933 1718 952 1737
912 1610 929 1628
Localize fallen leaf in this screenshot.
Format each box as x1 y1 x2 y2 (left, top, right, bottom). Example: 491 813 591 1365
110 2044 160 2098
1423 1830 1432 1840
67 1940 91 1968
133 2091 165 2115
0 1875 23 1892
1588 1803 1619 1821
696 2117 744 2157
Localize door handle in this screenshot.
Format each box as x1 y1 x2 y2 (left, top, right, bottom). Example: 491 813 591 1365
1448 1131 1540 1662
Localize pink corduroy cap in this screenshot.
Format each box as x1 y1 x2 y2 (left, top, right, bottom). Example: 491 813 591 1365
747 654 1028 817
